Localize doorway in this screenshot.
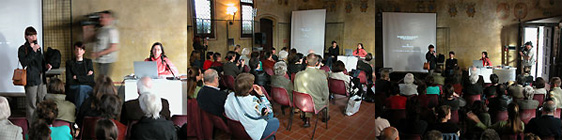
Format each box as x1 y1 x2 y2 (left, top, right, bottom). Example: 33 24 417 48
523 26 552 78
260 18 273 52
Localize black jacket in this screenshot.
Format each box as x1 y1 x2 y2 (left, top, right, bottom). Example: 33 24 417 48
18 42 47 86
525 115 562 139
327 46 339 61
426 51 437 70
251 70 270 86
222 61 243 77
196 86 228 117
65 59 95 87
131 117 178 140
287 63 304 74
356 60 373 80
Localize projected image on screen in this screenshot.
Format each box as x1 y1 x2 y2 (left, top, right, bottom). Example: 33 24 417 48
291 9 326 57
383 12 436 72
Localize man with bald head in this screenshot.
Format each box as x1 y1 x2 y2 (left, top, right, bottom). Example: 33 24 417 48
121 77 171 124
197 69 228 117
525 99 562 138
294 53 329 127
379 127 399 140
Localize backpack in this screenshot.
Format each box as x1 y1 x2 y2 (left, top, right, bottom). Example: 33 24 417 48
45 47 61 69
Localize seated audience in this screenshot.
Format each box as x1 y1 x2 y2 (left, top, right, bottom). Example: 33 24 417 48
465 101 491 139
399 73 418 96
66 42 95 109
186 67 203 99
261 51 276 71
385 83 407 110
202 51 214 70
45 78 76 123
294 53 329 127
375 70 392 97
329 61 353 92
440 84 462 111
240 48 251 66
425 76 441 95
463 73 483 96
517 86 539 110
210 52 223 73
278 50 289 62
287 53 305 74
76 76 116 126
430 105 460 135
121 77 171 124
508 75 526 99
189 50 203 69
430 68 445 85
35 100 72 140
224 73 279 140
271 62 293 99
374 105 390 138
488 84 513 120
249 58 270 87
144 42 179 76
356 53 374 80
233 45 242 62
469 103 524 136
397 98 428 135
480 129 500 140
130 94 177 140
271 48 278 61
222 51 245 77
0 96 23 140
95 118 118 140
484 74 500 99
550 77 562 108
424 130 443 140
196 69 228 117
352 43 367 57
534 77 547 95
525 100 562 139
379 126 399 140
28 120 51 140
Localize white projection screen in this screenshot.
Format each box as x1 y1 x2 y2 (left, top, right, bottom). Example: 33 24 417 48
291 9 326 57
0 0 43 93
383 12 436 72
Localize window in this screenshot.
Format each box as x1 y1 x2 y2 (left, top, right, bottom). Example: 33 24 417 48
240 0 253 37
193 0 214 38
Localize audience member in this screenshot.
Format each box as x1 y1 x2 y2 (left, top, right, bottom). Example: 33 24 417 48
375 70 392 97
356 53 374 80
424 130 443 140
197 69 228 117
271 62 293 99
223 51 245 77
95 118 118 140
35 100 72 140
352 43 367 57
224 73 279 140
329 61 354 92
186 67 203 99
240 48 251 66
278 50 289 62
249 58 270 87
66 42 95 110
517 86 539 110
379 126 399 140
488 84 512 115
440 84 462 111
28 120 51 140
534 77 547 95
0 96 23 140
550 77 562 108
203 51 214 70
130 93 177 140
525 100 562 138
121 77 171 124
189 50 203 69
262 51 276 70
287 53 305 74
374 104 390 138
271 48 278 61
399 73 418 96
385 83 407 110
430 105 460 135
76 76 116 126
525 133 542 140
463 73 483 96
425 76 441 95
431 68 445 85
397 98 428 135
482 103 524 135
210 52 223 73
465 101 491 139
484 74 500 99
508 75 526 99
233 45 242 62
480 129 500 140
294 53 330 127
45 78 76 123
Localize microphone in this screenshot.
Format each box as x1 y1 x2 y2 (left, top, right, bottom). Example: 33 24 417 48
33 40 38 44
162 55 177 80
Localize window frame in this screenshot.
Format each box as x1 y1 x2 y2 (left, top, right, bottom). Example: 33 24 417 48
240 0 254 38
192 0 215 38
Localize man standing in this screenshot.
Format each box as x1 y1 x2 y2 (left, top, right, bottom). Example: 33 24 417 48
83 10 119 77
197 69 228 117
294 53 329 127
426 45 437 72
520 41 536 75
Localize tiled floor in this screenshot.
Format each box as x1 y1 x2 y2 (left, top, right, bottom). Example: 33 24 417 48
216 95 378 140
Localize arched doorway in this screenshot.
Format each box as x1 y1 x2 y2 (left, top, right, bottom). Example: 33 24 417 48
259 18 274 52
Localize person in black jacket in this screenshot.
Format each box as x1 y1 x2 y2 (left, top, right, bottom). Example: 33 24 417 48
356 53 374 80
130 93 177 140
18 26 51 123
525 100 562 139
66 42 95 109
287 53 305 74
326 41 339 68
426 45 437 72
196 69 228 117
222 51 245 77
249 58 270 87
444 51 458 77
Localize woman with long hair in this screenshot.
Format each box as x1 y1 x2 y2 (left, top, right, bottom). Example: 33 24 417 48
352 43 367 57
145 42 179 77
480 51 492 66
467 103 524 135
186 67 203 99
190 50 203 69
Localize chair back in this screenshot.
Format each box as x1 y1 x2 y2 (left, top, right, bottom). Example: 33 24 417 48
466 94 481 106
290 73 296 83
243 65 250 72
449 110 459 124
358 71 367 84
126 120 139 140
81 116 101 140
225 117 252 139
171 115 188 126
328 78 348 96
112 120 127 140
501 133 523 140
426 94 440 108
320 66 330 73
520 109 536 124
533 94 545 107
495 111 509 123
264 67 274 76
223 75 236 90
186 98 203 139
258 85 272 101
271 87 292 107
293 91 316 114
8 117 28 138
200 110 230 139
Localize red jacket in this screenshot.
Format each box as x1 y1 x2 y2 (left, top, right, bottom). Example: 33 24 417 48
385 95 407 110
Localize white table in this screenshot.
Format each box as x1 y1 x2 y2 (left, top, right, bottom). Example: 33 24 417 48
337 56 359 71
469 67 516 83
124 79 187 115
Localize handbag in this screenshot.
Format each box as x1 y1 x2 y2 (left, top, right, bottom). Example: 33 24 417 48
13 61 27 86
423 62 430 70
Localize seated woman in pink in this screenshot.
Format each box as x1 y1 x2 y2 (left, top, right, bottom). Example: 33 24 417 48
145 42 179 77
480 51 492 67
353 43 367 57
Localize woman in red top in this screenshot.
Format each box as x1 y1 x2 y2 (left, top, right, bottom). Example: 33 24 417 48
353 43 367 57
480 51 492 66
202 52 214 70
145 42 179 77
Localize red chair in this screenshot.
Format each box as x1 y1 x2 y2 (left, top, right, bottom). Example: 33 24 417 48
264 68 274 76
426 94 440 108
520 109 536 124
243 65 251 72
358 71 367 84
171 115 188 126
533 94 545 107
200 110 230 139
8 117 28 139
290 73 296 83
284 73 290 79
556 108 562 118
271 86 294 130
449 110 459 124
320 65 330 73
222 75 236 90
81 117 127 140
328 78 349 105
453 84 463 96
258 85 272 101
494 111 509 123
225 116 275 140
466 94 481 106
186 98 203 139
292 91 328 139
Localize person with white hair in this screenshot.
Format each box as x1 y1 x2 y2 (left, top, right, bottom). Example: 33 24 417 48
399 73 418 96
120 77 170 124
463 72 484 96
517 86 539 110
0 96 23 140
271 62 293 100
240 48 251 66
130 93 177 140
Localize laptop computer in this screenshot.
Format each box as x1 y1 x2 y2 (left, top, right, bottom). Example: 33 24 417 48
134 61 158 79
345 49 353 56
472 60 484 68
